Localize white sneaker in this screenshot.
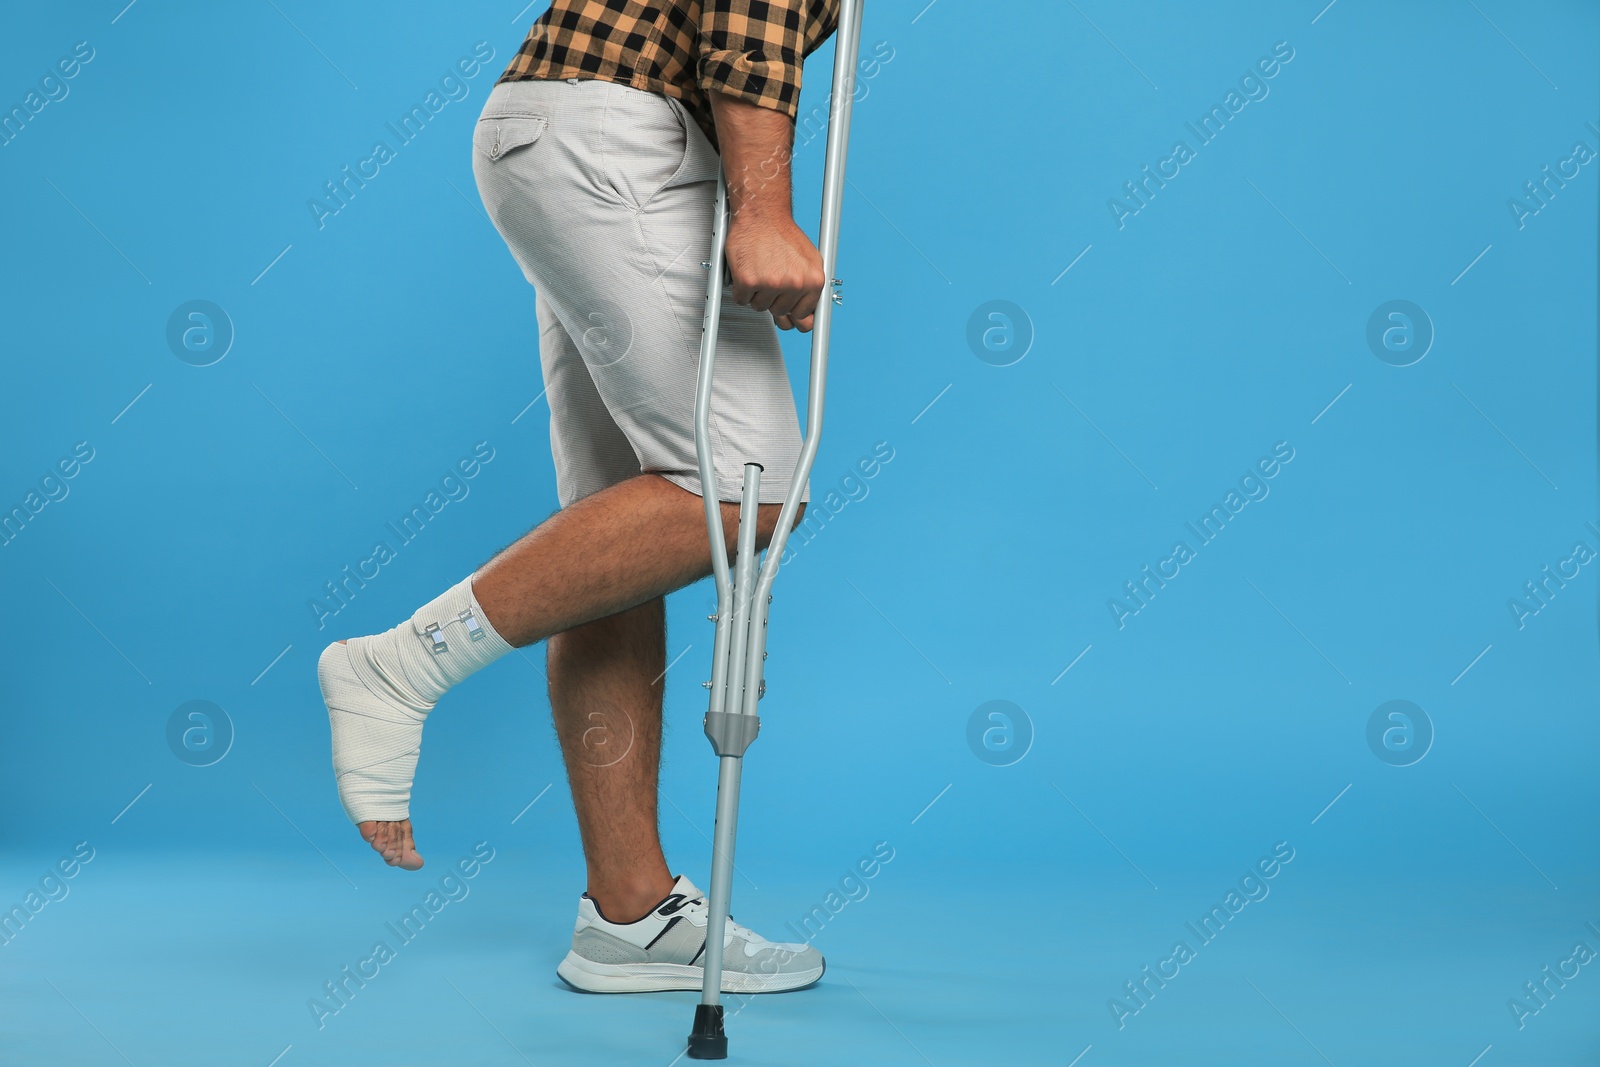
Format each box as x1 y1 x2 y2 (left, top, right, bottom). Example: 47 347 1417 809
555 875 825 993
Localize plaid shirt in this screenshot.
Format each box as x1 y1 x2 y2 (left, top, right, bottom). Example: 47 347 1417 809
499 0 840 151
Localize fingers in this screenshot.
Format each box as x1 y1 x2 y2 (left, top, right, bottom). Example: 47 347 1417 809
749 289 779 315
789 276 822 327
764 283 802 322
746 287 809 323
774 313 814 333
752 264 823 322
770 264 824 329
724 218 825 329
747 275 819 330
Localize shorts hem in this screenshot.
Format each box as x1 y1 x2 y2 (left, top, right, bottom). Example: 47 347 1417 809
656 469 809 506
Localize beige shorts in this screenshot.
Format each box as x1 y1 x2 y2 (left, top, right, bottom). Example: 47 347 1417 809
472 77 807 508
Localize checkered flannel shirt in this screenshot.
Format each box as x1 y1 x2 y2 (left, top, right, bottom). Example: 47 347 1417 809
499 0 841 151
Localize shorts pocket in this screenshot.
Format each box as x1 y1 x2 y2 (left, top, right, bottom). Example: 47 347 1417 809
598 87 693 210
474 113 549 162
658 95 720 191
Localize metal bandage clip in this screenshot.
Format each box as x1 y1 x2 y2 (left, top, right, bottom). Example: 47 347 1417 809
423 622 448 654
458 608 486 641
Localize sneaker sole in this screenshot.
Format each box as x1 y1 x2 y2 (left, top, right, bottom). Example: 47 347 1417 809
555 951 824 994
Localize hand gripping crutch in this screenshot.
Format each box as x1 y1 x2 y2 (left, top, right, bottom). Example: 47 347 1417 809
685 0 865 1058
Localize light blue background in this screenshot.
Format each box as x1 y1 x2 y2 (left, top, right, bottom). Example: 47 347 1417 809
2 1 1597 1064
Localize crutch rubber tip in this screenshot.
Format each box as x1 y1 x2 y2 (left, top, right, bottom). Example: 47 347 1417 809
687 1004 728 1060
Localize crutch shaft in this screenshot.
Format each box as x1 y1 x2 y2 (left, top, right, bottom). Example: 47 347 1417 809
694 173 735 718
698 755 743 1004
698 463 759 1013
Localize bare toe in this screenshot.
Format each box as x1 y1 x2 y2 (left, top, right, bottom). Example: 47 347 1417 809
396 821 424 870
358 820 423 869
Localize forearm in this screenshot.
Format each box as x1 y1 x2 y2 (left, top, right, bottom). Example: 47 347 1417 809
702 38 824 331
707 90 795 225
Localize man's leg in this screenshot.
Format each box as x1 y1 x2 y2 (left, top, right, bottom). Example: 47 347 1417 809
327 473 794 870
473 473 785 646
547 597 672 923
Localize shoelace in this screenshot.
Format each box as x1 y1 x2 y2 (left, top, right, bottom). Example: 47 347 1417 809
678 893 766 947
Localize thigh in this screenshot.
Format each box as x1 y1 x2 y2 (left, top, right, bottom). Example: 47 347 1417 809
474 79 806 504
536 290 643 508
628 183 810 505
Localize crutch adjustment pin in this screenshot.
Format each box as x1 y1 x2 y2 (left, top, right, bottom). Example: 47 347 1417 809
831 277 844 304
707 613 718 621
702 681 713 689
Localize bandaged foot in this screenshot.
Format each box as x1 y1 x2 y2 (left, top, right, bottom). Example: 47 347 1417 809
318 574 513 849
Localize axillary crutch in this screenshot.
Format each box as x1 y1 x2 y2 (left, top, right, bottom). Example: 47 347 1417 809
685 0 865 1058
